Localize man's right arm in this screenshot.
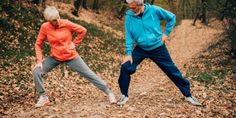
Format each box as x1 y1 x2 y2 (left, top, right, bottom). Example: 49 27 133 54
123 17 133 64
125 17 133 56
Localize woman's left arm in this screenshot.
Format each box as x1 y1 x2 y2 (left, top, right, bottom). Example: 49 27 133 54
66 20 87 46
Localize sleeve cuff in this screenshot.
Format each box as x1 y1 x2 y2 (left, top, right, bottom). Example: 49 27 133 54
126 51 132 56
164 31 170 36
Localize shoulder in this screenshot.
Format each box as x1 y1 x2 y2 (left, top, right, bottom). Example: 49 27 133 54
61 19 69 22
126 10 133 14
149 5 168 15
60 19 71 24
61 19 78 26
149 5 162 11
41 22 50 29
125 10 134 21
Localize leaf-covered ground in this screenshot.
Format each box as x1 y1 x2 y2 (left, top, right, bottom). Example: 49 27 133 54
0 2 235 118
0 3 123 116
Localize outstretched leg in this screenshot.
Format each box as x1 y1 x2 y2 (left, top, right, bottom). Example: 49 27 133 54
66 56 117 103
66 57 111 94
32 56 60 107
149 45 191 97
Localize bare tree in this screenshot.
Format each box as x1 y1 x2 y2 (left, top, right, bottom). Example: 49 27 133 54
72 0 87 17
193 0 208 25
221 0 236 57
178 0 191 19
144 0 155 5
168 0 177 14
82 0 87 9
33 0 46 8
92 0 99 14
116 0 127 20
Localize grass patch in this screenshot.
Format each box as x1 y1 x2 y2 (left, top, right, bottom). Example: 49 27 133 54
186 38 236 87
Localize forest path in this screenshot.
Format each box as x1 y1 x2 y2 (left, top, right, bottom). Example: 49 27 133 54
13 19 225 118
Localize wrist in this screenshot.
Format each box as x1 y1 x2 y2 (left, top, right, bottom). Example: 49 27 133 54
163 34 168 37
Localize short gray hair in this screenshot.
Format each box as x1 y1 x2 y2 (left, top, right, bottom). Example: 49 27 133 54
43 6 60 21
126 0 144 5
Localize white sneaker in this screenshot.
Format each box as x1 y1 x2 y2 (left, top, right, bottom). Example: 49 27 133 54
185 96 201 106
117 95 129 105
35 95 50 108
108 93 117 104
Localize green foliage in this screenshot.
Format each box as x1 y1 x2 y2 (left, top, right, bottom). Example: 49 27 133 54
0 0 8 12
186 39 236 88
0 4 42 62
222 0 236 56
197 72 213 85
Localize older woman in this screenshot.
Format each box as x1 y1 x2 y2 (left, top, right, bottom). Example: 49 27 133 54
33 6 116 107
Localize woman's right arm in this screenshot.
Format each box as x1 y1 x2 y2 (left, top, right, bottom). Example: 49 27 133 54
35 24 47 64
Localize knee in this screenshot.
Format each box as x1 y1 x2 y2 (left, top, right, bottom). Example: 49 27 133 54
121 62 130 71
120 62 135 74
32 67 43 76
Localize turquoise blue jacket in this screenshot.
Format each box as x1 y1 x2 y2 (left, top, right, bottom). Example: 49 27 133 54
125 3 176 55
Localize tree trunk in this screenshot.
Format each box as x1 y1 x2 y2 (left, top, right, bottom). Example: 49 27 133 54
201 0 208 24
93 0 99 14
150 0 155 5
193 8 200 25
82 0 87 9
179 0 191 19
192 0 208 25
168 0 177 14
231 31 236 57
74 0 83 12
144 0 155 5
117 3 127 20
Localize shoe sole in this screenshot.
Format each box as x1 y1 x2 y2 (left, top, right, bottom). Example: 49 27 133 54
35 101 50 108
185 99 201 106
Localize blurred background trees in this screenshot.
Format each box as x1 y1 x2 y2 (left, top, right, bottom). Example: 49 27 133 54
1 0 235 57
220 0 236 57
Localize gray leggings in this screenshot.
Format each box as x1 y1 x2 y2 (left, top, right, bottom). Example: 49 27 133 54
32 56 112 96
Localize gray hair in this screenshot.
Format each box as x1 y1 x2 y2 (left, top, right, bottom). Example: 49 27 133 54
43 6 60 21
126 0 144 5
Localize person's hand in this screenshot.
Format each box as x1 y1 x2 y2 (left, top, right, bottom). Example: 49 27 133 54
162 34 169 44
122 55 133 64
68 42 75 50
33 63 43 70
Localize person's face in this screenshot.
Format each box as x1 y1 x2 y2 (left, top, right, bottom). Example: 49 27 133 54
49 17 60 27
128 2 143 15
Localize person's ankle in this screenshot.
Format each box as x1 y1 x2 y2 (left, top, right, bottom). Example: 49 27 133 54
108 93 117 104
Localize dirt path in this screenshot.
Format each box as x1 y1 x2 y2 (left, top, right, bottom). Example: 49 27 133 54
10 19 225 118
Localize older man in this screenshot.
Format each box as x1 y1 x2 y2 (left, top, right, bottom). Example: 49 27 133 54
117 0 201 106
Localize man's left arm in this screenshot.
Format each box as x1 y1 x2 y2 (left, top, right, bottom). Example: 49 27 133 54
155 6 176 36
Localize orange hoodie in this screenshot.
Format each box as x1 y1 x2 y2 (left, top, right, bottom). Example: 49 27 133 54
35 19 87 63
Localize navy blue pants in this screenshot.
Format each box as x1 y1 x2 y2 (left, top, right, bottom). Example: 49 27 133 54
118 45 191 97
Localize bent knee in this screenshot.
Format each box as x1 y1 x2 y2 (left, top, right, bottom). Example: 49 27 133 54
121 62 136 74
32 67 43 75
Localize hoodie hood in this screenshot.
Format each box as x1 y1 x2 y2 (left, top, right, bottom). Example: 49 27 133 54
126 3 152 16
